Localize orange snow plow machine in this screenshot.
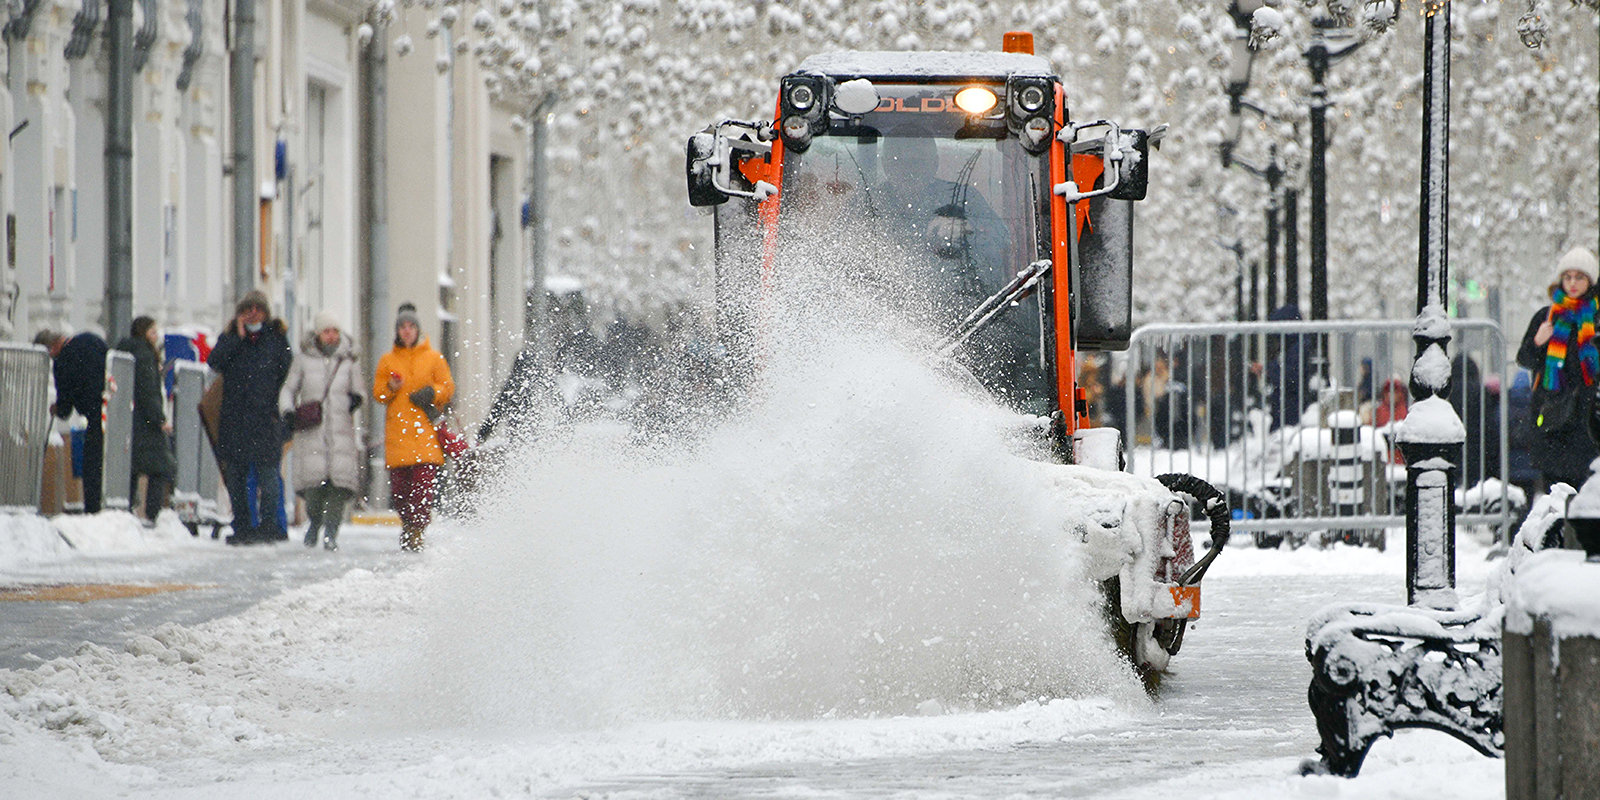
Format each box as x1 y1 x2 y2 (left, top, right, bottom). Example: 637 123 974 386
685 32 1228 682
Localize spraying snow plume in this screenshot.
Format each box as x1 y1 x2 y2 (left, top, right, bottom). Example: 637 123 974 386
389 212 1145 732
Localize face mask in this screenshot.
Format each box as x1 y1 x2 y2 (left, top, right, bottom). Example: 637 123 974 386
245 321 263 333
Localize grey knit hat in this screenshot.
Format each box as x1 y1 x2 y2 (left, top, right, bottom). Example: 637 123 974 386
236 289 272 316
395 302 420 333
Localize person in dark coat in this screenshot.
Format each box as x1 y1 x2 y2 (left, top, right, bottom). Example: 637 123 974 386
208 290 293 545
477 346 555 445
1515 246 1600 491
34 327 109 513
114 316 177 525
1448 354 1501 489
1265 304 1311 431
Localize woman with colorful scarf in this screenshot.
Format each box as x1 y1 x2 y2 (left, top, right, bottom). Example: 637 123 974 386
1516 246 1600 490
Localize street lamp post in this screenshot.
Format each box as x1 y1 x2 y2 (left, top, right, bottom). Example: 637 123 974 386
1301 2 1499 779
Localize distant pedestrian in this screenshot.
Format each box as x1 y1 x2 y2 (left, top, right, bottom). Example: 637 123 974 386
33 327 109 513
279 311 363 551
373 303 455 552
1265 304 1311 431
115 316 177 525
209 290 293 545
1516 246 1600 491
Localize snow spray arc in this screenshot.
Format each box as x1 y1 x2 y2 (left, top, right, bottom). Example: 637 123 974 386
397 219 1146 731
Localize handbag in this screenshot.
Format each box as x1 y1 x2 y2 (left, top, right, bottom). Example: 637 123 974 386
436 421 470 459
291 356 344 432
292 401 323 431
1536 386 1583 431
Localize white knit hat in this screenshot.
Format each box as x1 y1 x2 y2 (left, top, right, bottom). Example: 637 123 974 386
312 310 340 333
1557 246 1598 283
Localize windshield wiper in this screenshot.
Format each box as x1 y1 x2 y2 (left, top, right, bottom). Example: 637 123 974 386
936 259 1052 357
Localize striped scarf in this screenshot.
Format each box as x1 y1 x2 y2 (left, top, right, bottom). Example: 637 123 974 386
1545 288 1599 392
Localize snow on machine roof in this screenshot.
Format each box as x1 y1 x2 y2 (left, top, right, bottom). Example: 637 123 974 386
795 50 1054 81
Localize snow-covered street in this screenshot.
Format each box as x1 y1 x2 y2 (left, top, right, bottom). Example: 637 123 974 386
1 511 1507 799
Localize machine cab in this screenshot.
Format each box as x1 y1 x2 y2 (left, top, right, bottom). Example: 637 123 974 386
688 38 1156 448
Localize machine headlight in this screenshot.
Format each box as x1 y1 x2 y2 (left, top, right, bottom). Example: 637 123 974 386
1023 116 1052 146
788 83 815 112
782 115 810 139
1017 84 1047 113
954 86 999 115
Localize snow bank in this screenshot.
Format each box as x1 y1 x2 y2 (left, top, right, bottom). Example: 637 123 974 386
0 513 73 569
1505 550 1600 638
1 511 210 573
0 554 1137 798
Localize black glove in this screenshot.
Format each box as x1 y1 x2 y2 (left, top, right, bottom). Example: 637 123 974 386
408 385 442 423
348 392 363 413
476 421 493 444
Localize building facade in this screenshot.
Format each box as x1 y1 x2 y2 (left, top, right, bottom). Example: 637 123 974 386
1 0 541 456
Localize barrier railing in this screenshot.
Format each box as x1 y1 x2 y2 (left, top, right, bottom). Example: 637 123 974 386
172 360 225 535
100 350 136 511
1118 319 1511 541
0 343 52 512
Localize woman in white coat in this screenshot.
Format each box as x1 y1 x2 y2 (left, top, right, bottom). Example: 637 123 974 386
279 311 364 550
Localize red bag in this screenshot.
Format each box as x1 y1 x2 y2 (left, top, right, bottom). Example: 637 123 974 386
436 422 470 460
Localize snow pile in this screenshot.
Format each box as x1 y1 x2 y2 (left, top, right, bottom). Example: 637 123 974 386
0 567 420 765
49 512 191 556
0 555 1137 798
1505 550 1600 638
0 513 73 569
1 511 208 572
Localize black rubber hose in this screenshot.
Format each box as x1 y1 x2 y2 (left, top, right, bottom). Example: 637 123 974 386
1155 473 1231 587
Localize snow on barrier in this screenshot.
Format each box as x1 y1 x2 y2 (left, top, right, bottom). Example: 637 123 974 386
0 343 52 512
1503 515 1600 800
101 350 136 511
1120 318 1511 543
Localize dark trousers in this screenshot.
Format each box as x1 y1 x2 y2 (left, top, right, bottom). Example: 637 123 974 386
301 483 354 543
223 459 284 542
133 473 170 521
82 417 103 514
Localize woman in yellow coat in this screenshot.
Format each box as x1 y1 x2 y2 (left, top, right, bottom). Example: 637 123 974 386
373 303 455 551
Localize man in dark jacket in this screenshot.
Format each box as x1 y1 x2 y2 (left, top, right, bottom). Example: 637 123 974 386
208 291 293 544
115 316 178 525
34 328 109 513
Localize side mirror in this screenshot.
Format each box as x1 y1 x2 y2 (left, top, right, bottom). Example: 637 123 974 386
685 121 776 207
1106 128 1150 202
686 132 729 207
1076 194 1134 350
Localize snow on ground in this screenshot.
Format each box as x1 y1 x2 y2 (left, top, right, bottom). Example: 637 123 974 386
0 275 1521 798
0 517 1511 799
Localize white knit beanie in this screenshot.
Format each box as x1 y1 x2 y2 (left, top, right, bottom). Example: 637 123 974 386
1557 246 1598 283
312 310 340 333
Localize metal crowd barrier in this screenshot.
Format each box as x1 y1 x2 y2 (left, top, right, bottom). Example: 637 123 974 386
0 343 52 512
1117 319 1512 541
172 360 225 536
101 350 137 511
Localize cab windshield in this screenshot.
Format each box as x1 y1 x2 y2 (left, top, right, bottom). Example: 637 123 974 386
779 84 1051 415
